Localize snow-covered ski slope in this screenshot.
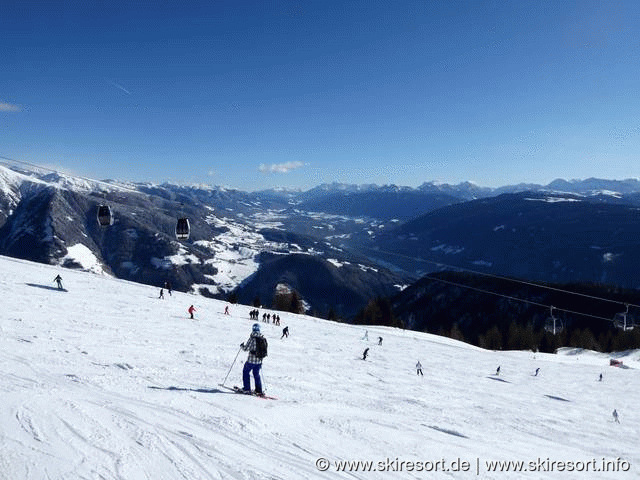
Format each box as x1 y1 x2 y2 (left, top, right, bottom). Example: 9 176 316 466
0 255 638 480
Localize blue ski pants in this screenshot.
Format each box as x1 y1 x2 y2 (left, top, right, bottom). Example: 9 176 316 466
242 362 262 392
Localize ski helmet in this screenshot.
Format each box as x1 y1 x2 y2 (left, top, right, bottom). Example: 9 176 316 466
252 323 261 333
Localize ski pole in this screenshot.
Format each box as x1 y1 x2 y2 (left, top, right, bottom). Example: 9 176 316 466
261 365 267 393
221 346 242 386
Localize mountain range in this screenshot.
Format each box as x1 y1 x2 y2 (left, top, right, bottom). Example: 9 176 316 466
1 161 639 319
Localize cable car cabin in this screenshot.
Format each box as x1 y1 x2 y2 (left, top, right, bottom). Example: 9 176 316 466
613 312 634 331
543 307 564 335
175 218 190 240
544 317 564 335
97 205 113 226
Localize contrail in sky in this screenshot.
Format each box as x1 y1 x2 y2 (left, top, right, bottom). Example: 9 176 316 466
107 80 131 95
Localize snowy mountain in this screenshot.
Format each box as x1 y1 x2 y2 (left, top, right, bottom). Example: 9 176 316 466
2 161 640 318
366 191 640 287
0 164 404 318
1 254 638 479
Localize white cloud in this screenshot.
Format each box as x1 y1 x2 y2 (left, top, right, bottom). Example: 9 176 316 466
259 161 306 174
0 102 21 112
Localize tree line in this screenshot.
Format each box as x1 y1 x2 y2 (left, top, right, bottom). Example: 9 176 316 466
350 271 640 353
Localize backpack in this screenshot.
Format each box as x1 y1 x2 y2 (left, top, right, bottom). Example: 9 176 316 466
252 336 268 359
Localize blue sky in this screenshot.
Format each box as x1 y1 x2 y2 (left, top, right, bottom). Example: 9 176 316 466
2 0 640 191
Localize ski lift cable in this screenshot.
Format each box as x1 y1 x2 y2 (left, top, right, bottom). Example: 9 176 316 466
426 275 619 324
359 244 640 310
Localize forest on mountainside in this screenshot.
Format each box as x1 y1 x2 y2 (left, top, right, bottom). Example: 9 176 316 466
350 271 640 353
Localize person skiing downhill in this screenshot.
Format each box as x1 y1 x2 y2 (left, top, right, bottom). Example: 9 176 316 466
281 326 289 339
613 409 620 423
534 368 540 376
188 305 196 319
416 361 423 376
362 348 369 360
240 323 266 395
53 274 63 290
159 288 164 299
496 366 501 376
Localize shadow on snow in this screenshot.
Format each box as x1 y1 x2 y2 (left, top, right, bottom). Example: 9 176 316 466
26 283 67 292
148 386 229 394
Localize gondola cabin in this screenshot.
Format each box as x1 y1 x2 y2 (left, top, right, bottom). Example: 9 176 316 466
613 305 634 331
176 217 190 240
97 205 113 226
543 306 564 335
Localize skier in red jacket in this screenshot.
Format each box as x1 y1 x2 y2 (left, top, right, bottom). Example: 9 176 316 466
188 305 196 319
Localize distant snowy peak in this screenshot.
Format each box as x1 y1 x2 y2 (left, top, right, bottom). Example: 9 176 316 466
418 181 492 198
419 178 640 198
546 177 640 195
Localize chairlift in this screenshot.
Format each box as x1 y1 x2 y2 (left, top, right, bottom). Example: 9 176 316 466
544 306 564 335
175 217 190 240
613 304 634 331
97 205 113 226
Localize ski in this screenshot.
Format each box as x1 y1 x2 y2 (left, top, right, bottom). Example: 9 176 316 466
218 384 277 400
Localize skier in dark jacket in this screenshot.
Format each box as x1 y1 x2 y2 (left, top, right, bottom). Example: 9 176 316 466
53 274 63 290
241 323 265 395
281 326 289 339
362 348 369 360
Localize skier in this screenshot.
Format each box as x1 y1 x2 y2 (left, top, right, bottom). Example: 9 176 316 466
224 305 230 315
188 305 196 319
159 288 164 299
534 367 540 376
362 347 369 360
613 409 620 423
53 274 63 290
240 323 266 395
281 326 289 339
165 281 172 296
496 366 501 376
599 373 603 382
362 330 369 341
378 336 383 346
416 361 423 376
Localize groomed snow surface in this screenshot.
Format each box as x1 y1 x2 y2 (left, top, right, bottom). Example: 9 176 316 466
0 255 638 480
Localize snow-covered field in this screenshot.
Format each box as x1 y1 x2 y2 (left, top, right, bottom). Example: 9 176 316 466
0 254 638 479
